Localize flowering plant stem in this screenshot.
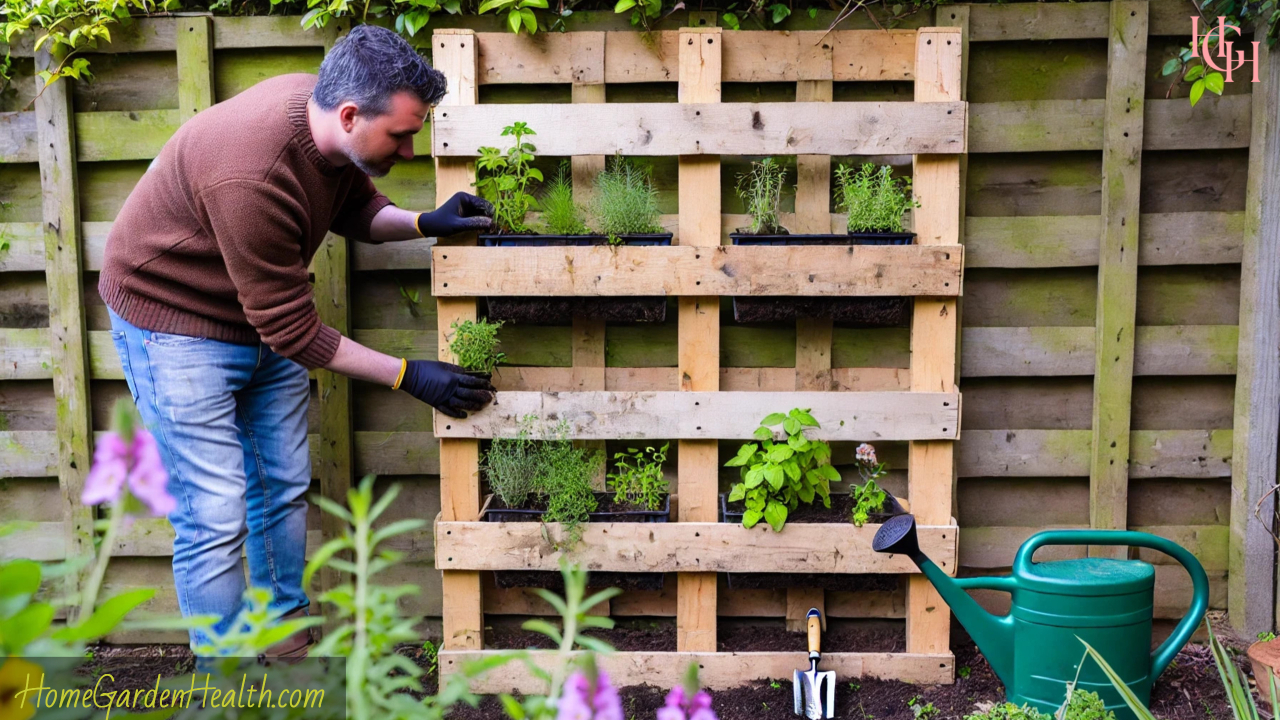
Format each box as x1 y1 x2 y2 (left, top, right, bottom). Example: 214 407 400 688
78 498 123 619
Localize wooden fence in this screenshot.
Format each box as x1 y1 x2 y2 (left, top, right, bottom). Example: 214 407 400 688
0 0 1277 656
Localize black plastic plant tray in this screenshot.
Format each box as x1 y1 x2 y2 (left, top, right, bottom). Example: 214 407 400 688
720 492 907 591
479 233 673 325
729 232 915 326
482 492 670 591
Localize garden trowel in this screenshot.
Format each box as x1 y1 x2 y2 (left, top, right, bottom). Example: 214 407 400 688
793 607 835 719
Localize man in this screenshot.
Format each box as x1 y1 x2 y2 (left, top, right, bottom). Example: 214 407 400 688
100 24 493 657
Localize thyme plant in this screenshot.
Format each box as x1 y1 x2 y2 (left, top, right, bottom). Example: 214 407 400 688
591 157 663 243
539 163 590 235
834 162 919 233
734 157 789 234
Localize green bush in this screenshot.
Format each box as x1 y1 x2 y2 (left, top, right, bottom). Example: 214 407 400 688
449 319 505 374
834 162 919 233
539 164 590 235
607 443 669 511
734 157 789 234
724 408 842 532
591 157 663 241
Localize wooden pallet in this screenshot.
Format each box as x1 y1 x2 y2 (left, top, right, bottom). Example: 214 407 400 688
431 24 963 688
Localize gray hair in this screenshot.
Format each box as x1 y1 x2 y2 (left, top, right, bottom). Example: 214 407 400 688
313 25 447 116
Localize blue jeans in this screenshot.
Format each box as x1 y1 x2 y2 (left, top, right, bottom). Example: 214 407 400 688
108 307 312 650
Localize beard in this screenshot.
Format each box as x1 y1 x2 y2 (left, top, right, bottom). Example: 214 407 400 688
350 152 393 178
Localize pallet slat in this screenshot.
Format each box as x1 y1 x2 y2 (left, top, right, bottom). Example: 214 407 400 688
434 518 959 574
432 102 966 157
431 245 962 297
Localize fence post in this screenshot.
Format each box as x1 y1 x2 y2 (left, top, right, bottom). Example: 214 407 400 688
433 28 485 651
676 24 722 653
35 51 94 612
1229 39 1280 636
1088 0 1147 557
176 16 214 123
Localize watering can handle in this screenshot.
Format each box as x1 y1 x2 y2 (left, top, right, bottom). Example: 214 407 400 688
1013 530 1210 679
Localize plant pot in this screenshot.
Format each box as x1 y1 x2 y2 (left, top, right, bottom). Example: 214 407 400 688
1249 639 1280 708
729 232 916 326
719 491 907 591
479 233 672 325
481 491 670 591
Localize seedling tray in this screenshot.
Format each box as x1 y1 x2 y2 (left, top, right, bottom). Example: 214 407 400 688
729 232 916 325
481 492 670 591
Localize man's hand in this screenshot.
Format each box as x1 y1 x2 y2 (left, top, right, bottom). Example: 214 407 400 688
416 192 494 237
399 360 496 418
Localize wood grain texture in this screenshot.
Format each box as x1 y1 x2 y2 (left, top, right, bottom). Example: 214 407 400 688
432 101 966 157
434 518 958 574
1229 40 1280 636
35 50 93 607
430 245 963 297
176 17 214 122
1089 1 1147 551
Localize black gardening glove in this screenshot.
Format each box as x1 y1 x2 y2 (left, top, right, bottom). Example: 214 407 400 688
415 192 494 237
399 360 496 418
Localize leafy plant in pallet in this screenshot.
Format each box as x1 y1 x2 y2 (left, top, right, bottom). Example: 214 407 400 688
607 442 669 511
850 442 889 527
725 408 842 533
591 156 663 244
734 156 789 235
449 318 505 374
476 121 542 234
834 162 919 233
539 163 590 236
478 0 548 35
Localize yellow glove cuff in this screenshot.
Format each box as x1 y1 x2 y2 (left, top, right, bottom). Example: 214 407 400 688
391 358 408 390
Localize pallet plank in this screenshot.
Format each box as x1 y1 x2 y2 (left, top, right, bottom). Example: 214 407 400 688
432 102 966 157
431 245 962 297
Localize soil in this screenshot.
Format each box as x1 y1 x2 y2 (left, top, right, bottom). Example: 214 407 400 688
485 620 678 652
487 493 668 518
723 494 896 525
733 296 911 325
485 296 668 325
718 620 905 653
725 572 902 592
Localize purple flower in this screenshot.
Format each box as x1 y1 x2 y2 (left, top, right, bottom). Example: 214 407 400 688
82 428 174 517
557 670 623 720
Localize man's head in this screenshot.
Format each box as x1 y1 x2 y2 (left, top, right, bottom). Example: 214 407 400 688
312 25 446 177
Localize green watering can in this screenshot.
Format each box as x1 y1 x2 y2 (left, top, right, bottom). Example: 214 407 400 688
872 515 1210 719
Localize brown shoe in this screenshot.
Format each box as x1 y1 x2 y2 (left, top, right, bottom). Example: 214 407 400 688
259 607 314 666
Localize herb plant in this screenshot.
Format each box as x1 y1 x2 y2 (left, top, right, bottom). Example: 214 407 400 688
834 162 919 234
484 417 542 509
724 408 842 533
964 705 1052 720
591 157 663 243
475 121 542 234
607 443 669 511
449 318 505 374
735 157 789 234
539 163 590 236
482 416 603 539
850 442 890 527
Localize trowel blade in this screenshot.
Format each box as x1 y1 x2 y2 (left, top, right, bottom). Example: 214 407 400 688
798 669 836 719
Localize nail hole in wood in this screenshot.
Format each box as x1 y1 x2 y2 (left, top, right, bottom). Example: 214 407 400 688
927 38 932 44
446 425 452 430
707 37 713 44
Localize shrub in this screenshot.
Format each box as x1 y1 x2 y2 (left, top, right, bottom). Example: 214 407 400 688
449 318 505 374
724 409 842 532
591 157 664 241
834 162 919 233
735 157 789 234
539 163 590 235
475 121 542 234
607 443 669 511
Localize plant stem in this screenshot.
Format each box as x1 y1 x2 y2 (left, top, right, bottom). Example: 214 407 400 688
350 501 371 720
547 575 582 704
79 499 123 620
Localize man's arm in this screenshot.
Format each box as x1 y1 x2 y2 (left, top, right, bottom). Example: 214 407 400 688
324 335 496 418
366 192 494 243
368 205 427 243
324 335 403 385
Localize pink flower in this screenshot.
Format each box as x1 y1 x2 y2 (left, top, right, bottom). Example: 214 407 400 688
657 685 717 720
856 443 877 465
82 428 174 517
557 670 623 720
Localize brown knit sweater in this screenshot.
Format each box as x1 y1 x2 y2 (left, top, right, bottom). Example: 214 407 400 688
99 73 394 369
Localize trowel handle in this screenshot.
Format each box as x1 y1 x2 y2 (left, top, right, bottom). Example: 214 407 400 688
807 608 822 655
1013 529 1210 680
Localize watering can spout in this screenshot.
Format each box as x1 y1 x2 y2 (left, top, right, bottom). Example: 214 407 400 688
873 515 1017 688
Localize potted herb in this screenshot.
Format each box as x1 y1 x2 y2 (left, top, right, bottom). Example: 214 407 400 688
474 127 670 324
730 159 919 327
479 417 667 590
720 411 904 592
849 443 905 527
447 318 505 380
606 443 670 515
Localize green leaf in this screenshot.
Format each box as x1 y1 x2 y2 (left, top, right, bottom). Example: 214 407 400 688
54 588 155 642
614 0 636 12
1184 63 1205 81
478 0 503 11
1205 72 1225 95
1190 78 1206 106
520 619 563 644
745 466 765 488
1079 639 1160 720
767 445 794 463
761 412 787 426
765 465 784 490
0 601 55 650
742 508 763 528
722 11 739 30
769 3 789 23
508 8 523 31
791 408 819 427
303 536 351 587
787 433 809 451
807 7 817 18
754 426 773 441
520 8 538 33
524 0 549 7
0 560 42 601
727 483 746 502
500 694 527 719
763 501 788 532
783 417 800 436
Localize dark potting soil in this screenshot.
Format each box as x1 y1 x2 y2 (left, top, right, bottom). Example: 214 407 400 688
488 495 662 515
723 493 892 524
718 620 905 653
733 295 911 325
726 572 902 592
485 296 667 325
485 620 678 653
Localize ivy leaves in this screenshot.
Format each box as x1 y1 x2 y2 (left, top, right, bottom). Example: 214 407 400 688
725 408 840 533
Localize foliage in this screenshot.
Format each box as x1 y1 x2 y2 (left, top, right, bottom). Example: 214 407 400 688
606 443 669 511
484 416 543 509
1160 2 1279 107
734 157 789 235
612 0 660 29
724 408 842 532
478 0 547 33
850 442 889 527
909 695 939 720
834 162 919 234
591 156 663 243
1061 690 1115 720
449 318 505 374
538 163 590 236
1260 631 1278 642
481 416 604 538
964 704 1053 720
476 121 543 234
